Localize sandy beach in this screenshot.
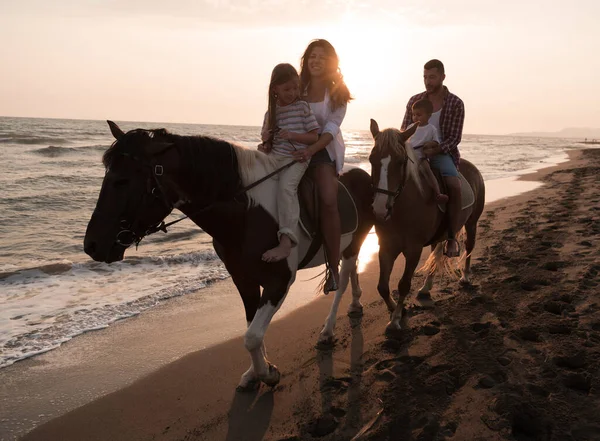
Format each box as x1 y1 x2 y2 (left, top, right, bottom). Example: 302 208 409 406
3 148 600 441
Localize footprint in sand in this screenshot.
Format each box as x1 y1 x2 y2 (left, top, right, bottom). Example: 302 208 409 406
553 352 587 369
563 373 592 393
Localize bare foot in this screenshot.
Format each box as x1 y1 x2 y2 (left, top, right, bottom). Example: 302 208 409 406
262 242 292 263
435 193 449 204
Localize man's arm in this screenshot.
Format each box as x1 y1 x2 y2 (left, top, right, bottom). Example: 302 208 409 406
401 100 413 131
439 99 464 157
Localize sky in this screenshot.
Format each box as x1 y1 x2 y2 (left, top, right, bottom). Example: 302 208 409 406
1 0 599 135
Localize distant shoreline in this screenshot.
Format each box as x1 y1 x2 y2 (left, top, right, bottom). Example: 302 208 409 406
2 115 598 139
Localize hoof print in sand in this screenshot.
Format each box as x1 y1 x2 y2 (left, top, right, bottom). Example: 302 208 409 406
320 377 350 394
554 352 587 369
422 324 440 336
497 355 512 366
544 301 565 315
305 414 339 437
516 328 543 342
563 373 592 393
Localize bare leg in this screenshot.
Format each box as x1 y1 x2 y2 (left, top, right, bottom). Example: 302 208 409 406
262 234 292 263
314 163 341 291
420 160 448 203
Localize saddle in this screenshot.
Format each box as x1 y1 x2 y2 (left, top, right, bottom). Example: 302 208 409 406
296 174 358 269
425 170 475 247
434 170 475 212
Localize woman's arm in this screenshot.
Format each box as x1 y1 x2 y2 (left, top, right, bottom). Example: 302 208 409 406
278 129 318 145
322 102 347 139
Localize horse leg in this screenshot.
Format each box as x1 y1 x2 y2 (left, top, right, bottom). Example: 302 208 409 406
224 267 263 391
460 217 478 285
418 244 439 295
347 253 363 317
244 276 294 387
318 253 357 346
377 242 401 314
386 247 421 334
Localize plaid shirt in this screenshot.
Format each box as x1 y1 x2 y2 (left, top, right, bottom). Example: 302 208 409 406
401 86 464 167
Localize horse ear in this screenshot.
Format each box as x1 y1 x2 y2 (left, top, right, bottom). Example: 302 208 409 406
399 123 418 143
370 119 380 138
107 120 124 140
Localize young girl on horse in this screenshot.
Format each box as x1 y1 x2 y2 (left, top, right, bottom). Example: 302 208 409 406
259 63 320 262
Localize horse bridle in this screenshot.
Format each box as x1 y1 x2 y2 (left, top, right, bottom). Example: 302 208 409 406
114 152 175 248
113 145 297 248
372 151 412 216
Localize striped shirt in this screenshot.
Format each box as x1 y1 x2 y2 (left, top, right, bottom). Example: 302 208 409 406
401 86 464 167
261 100 320 157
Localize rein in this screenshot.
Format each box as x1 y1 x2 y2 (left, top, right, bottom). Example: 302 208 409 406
122 145 297 245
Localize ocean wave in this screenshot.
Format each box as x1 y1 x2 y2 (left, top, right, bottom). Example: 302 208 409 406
31 145 78 156
30 144 108 157
0 249 220 282
0 135 71 145
0 269 230 369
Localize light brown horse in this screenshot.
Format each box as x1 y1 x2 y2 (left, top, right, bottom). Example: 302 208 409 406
369 120 485 334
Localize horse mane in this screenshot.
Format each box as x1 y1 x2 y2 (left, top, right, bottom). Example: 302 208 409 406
231 144 280 186
378 128 424 196
103 127 280 193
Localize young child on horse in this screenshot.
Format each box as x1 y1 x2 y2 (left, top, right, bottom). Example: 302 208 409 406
406 99 449 204
258 63 320 262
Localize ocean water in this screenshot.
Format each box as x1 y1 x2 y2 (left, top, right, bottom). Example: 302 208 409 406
0 116 582 368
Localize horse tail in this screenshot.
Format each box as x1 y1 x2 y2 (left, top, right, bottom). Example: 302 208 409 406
418 227 467 279
419 243 444 276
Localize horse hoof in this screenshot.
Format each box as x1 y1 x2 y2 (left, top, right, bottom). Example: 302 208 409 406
347 305 363 318
385 322 402 338
236 379 260 393
261 363 281 387
459 278 471 286
316 335 336 350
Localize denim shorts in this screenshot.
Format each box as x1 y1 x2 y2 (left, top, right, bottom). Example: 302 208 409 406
309 148 335 168
429 153 459 177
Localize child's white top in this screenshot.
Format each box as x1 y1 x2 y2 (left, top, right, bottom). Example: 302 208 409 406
406 123 440 160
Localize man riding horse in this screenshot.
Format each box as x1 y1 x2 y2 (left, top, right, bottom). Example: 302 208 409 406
401 59 464 257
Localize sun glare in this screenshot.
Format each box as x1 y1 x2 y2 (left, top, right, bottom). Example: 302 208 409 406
327 17 411 104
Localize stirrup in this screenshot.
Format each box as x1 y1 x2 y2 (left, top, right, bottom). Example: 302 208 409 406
323 270 338 295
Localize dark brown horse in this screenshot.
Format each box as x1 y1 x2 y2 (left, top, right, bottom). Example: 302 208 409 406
368 120 485 334
83 121 374 389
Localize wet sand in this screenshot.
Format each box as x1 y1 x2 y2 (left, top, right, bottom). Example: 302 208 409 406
4 149 600 441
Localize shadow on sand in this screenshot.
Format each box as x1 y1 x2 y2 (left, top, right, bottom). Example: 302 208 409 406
225 387 274 441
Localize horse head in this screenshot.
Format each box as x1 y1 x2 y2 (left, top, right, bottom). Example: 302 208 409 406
368 119 420 221
83 121 176 263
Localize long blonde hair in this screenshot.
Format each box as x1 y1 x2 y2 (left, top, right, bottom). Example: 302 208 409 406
299 39 352 111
